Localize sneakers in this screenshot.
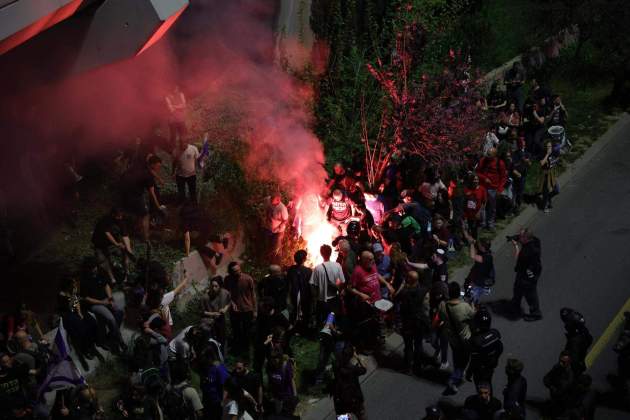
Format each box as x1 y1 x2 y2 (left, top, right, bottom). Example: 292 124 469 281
439 361 450 370
442 385 458 396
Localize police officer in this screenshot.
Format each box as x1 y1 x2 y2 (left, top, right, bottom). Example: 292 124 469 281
466 307 504 388
561 307 593 375
509 229 543 321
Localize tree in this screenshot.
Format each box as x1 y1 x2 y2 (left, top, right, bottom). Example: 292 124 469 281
363 19 487 187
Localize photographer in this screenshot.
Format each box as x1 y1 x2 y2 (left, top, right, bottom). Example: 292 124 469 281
509 229 543 321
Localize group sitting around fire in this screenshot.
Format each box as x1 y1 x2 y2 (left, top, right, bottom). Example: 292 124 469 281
3 67 622 420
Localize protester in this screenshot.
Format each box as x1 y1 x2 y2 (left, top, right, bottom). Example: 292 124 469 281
172 138 200 204
286 250 313 333
165 85 187 147
395 270 430 374
462 382 502 420
309 245 345 326
264 194 289 261
509 229 543 321
201 276 231 351
476 148 507 230
224 262 257 358
543 351 575 418
91 207 133 284
503 358 527 419
440 282 475 396
331 343 367 420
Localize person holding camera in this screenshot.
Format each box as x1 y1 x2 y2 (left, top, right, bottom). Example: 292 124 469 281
509 229 543 321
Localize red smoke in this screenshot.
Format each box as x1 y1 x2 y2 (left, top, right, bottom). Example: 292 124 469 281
0 0 328 220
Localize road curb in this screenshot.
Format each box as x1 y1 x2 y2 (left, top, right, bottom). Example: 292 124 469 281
451 112 630 284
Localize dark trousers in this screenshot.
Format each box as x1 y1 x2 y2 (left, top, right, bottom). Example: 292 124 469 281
511 276 541 316
449 344 470 387
469 366 495 390
402 326 425 370
315 333 335 376
230 311 254 357
176 175 197 203
168 120 186 147
316 297 340 327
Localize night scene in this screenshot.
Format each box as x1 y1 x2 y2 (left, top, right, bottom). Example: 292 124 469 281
1 1 630 419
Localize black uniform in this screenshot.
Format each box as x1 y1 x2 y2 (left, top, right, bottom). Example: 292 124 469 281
503 374 527 417
467 329 504 387
543 363 574 416
565 325 593 375
511 237 542 317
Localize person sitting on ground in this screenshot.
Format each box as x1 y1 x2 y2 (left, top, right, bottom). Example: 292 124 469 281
2 303 44 343
91 207 133 284
80 258 126 354
462 382 502 420
57 278 101 369
222 377 255 420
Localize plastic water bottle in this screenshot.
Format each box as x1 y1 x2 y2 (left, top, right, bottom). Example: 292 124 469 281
325 312 335 326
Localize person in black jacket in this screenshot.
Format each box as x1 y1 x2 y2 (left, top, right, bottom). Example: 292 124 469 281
503 358 527 419
561 307 593 375
286 250 313 334
509 229 542 321
332 343 367 420
395 270 430 374
466 308 503 388
462 382 502 420
259 265 289 313
543 351 574 417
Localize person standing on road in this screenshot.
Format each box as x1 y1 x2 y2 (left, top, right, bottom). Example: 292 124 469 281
440 282 476 396
543 351 575 418
561 307 593 376
462 229 495 307
332 343 368 420
395 270 430 374
509 229 543 321
466 308 503 389
502 358 527 419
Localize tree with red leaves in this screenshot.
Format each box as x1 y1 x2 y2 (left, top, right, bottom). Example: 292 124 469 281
363 19 488 188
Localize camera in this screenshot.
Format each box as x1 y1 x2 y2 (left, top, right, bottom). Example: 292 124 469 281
506 234 520 242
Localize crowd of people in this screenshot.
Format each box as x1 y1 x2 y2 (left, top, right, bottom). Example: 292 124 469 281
0 64 628 420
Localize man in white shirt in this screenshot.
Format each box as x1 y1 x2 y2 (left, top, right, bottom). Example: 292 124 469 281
264 194 289 261
309 244 345 326
172 139 200 204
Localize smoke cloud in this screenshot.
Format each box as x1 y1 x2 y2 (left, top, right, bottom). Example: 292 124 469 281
0 0 327 219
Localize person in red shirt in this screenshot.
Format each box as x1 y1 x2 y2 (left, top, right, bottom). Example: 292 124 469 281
348 251 394 353
476 148 507 230
463 175 487 239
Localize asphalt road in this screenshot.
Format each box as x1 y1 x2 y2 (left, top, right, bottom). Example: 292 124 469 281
304 114 630 420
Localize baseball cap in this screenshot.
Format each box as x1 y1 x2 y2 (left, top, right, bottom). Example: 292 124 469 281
372 243 384 253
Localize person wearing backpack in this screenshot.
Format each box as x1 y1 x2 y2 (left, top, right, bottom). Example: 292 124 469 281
395 270 430 374
439 282 475 396
466 309 503 389
164 364 204 420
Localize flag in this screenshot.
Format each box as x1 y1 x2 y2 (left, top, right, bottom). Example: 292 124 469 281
37 319 86 399
197 132 210 168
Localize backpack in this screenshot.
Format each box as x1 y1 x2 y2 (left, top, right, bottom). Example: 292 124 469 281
163 383 196 420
